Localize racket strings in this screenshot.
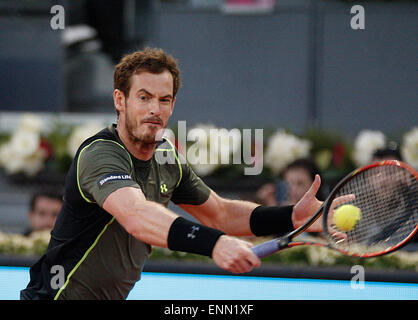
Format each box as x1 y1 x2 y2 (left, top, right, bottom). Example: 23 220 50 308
328 165 418 255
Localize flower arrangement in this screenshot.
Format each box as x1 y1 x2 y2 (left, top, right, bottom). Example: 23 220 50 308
0 114 416 182
401 127 418 169
0 114 49 177
66 121 104 157
151 240 418 271
264 129 311 175
351 130 386 167
0 230 51 256
0 114 105 179
0 230 416 271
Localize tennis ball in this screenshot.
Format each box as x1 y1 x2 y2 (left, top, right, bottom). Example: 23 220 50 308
333 204 361 232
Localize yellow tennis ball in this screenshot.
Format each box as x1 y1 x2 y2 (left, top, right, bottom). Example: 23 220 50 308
333 204 361 231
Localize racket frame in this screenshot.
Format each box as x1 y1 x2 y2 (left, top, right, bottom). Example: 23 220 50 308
322 160 418 258
251 160 418 259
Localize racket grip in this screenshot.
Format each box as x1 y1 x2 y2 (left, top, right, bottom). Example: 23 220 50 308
251 239 280 258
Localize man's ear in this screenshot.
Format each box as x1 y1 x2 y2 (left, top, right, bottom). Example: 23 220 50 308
113 89 126 114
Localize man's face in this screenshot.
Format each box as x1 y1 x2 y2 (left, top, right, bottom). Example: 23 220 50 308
117 70 175 144
284 167 313 204
29 196 62 232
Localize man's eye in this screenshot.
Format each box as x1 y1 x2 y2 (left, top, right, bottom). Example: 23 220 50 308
139 95 147 101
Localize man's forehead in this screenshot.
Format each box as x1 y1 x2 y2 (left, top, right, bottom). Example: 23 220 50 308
35 196 62 205
130 70 173 93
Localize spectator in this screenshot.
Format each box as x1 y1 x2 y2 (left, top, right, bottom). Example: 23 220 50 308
371 145 418 244
23 189 63 236
256 158 325 206
372 145 402 162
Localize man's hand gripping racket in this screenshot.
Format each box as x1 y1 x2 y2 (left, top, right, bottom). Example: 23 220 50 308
252 160 418 259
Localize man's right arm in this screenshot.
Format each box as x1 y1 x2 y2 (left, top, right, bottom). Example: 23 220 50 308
102 186 178 248
102 186 260 274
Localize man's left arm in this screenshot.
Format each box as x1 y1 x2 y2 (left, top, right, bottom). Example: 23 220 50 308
180 174 324 237
179 190 258 236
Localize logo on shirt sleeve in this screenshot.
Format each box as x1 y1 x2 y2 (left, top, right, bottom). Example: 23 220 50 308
98 173 133 188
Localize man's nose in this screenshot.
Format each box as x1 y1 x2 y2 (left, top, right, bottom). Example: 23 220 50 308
149 98 162 116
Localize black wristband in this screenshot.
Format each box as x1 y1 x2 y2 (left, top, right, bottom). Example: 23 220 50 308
249 205 294 236
167 217 225 257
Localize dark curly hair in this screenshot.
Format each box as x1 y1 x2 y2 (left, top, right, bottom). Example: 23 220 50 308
114 47 181 99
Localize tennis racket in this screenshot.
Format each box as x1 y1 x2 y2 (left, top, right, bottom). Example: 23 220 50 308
251 160 418 258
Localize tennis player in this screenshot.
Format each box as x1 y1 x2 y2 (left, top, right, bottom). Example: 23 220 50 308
21 48 323 300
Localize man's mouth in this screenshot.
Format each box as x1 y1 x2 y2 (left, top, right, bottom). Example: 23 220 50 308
142 117 163 126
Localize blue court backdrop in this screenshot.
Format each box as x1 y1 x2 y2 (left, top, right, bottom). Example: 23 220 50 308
1 267 417 300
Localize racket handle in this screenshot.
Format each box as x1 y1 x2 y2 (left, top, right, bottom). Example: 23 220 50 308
251 239 280 258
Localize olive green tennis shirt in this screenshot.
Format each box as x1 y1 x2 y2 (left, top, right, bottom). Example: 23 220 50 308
21 124 211 300
78 126 210 207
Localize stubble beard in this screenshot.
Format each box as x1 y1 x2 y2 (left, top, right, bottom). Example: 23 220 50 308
125 112 165 148
126 118 154 147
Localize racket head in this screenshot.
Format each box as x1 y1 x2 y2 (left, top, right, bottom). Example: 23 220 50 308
322 160 418 258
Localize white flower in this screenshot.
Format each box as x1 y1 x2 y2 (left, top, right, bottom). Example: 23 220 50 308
22 148 48 177
0 143 9 168
0 143 25 174
10 129 40 157
352 130 386 166
19 113 43 133
0 131 47 176
264 129 311 175
29 229 51 243
67 122 104 157
0 112 48 176
307 246 337 266
401 127 418 169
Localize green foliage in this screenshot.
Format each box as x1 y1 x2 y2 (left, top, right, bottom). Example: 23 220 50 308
1 231 416 271
42 120 74 173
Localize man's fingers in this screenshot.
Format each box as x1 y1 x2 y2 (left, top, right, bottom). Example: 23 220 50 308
306 174 321 197
327 194 356 239
329 194 356 212
228 246 261 274
230 259 253 274
213 237 261 274
327 194 356 227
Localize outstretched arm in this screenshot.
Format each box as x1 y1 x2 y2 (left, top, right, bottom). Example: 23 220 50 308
103 186 260 273
179 191 259 236
180 174 324 236
103 186 178 247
